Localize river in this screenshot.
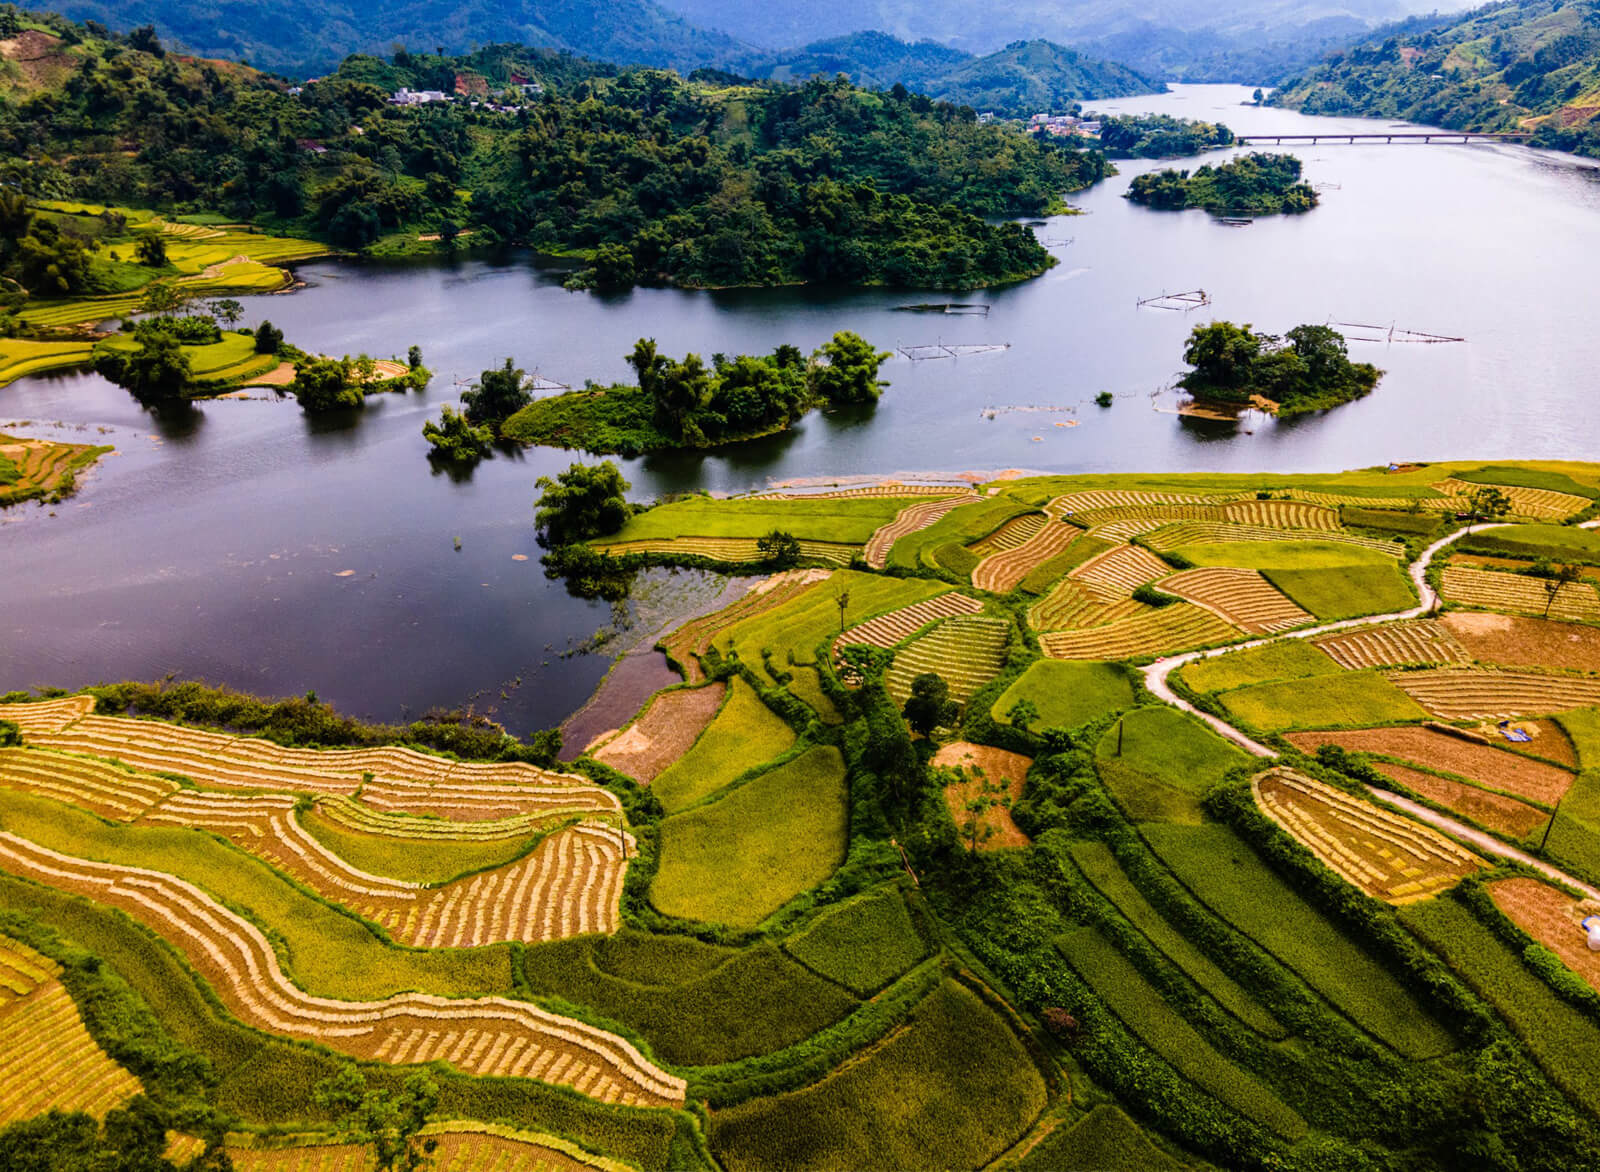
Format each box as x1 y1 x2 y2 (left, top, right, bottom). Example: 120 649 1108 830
3 84 1597 733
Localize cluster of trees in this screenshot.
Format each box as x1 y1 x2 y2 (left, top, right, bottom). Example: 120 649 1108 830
1126 153 1317 215
290 347 429 411
0 15 1116 291
1094 114 1235 158
0 192 100 311
1178 321 1381 415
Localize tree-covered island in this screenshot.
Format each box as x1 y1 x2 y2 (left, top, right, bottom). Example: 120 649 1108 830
1127 153 1317 216
1178 321 1381 416
1093 114 1235 158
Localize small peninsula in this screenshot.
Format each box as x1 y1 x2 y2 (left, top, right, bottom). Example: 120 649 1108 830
1126 153 1317 216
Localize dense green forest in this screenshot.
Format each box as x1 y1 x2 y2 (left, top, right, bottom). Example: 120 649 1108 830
1126 153 1318 215
1178 321 1381 414
1272 0 1600 158
0 10 1111 292
1094 113 1236 157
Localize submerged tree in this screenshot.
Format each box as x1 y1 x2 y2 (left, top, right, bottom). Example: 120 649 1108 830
290 357 363 411
534 460 632 547
461 358 532 429
810 331 893 406
422 405 494 463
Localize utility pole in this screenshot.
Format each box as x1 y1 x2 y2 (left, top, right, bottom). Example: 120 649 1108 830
1539 792 1565 854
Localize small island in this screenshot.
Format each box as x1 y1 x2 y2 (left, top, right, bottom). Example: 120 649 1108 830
1126 153 1317 216
1178 321 1380 417
498 332 891 457
1094 114 1235 158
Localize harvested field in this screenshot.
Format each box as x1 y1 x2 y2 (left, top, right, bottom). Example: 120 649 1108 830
1221 499 1340 529
313 797 558 842
750 483 961 500
0 434 112 506
1313 620 1472 670
884 616 1010 705
972 517 1080 593
597 536 858 564
660 570 830 682
834 591 983 659
0 935 143 1125
1053 489 1214 513
225 1122 630 1172
1432 478 1590 521
1283 488 1462 511
1283 727 1575 805
1441 612 1600 673
1159 567 1312 633
966 512 1046 559
865 494 977 569
0 694 96 733
0 832 685 1107
1070 544 1172 596
1253 768 1482 903
0 747 177 821
590 683 726 783
1366 761 1548 838
1386 668 1600 721
1440 565 1600 622
1073 503 1226 534
932 742 1033 849
1145 522 1404 557
1039 604 1238 661
1488 878 1600 991
1027 578 1147 632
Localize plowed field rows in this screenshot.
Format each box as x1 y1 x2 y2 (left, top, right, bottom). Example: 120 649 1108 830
1433 479 1591 521
1143 522 1404 557
1159 568 1312 633
1365 761 1548 838
1072 504 1226 532
884 617 1010 705
1283 727 1575 805
315 796 558 841
590 683 726 782
1070 545 1172 595
660 571 831 682
1313 621 1472 670
597 537 858 564
966 513 1045 559
1253 768 1482 903
1385 669 1600 721
0 833 684 1106
1054 490 1216 513
749 484 960 500
1222 500 1341 529
1027 580 1147 632
0 695 96 734
835 592 983 655
1488 878 1600 990
1039 604 1238 660
0 936 143 1124
0 747 177 820
1283 489 1464 511
225 1121 628 1172
864 495 977 568
1440 566 1600 622
972 519 1080 593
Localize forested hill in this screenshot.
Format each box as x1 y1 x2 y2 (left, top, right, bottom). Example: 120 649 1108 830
1272 0 1600 156
0 12 1111 293
747 35 1162 114
14 0 753 74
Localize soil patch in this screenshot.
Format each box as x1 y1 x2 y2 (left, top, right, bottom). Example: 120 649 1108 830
1489 877 1600 991
242 361 295 387
590 682 726 783
932 741 1033 850
1442 612 1600 674
1285 726 1575 805
1367 761 1548 838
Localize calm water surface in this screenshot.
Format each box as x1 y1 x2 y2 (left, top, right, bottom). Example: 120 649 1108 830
4 85 1597 730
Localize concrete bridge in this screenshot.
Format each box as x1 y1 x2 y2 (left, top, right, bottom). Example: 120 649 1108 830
1235 131 1531 146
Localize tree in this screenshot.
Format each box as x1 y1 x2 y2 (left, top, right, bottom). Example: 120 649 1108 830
1179 321 1262 400
141 282 185 314
461 358 532 427
94 323 192 401
962 798 998 853
407 345 424 370
1006 698 1040 731
254 320 284 355
903 672 958 736
314 1065 439 1172
134 232 167 267
0 719 21 748
423 405 493 462
756 530 802 566
810 331 892 405
291 357 362 411
209 298 244 326
1253 88 1265 104
534 461 631 547
1467 486 1512 521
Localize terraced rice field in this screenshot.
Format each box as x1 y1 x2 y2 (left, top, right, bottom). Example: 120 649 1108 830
0 935 143 1124
597 537 858 564
1054 489 1215 513
971 517 1081 593
1221 500 1341 529
1283 488 1465 511
1027 578 1148 632
0 833 685 1107
0 694 97 734
315 796 560 841
1385 669 1600 721
0 747 178 820
1440 612 1600 674
660 570 831 681
750 484 962 500
1283 727 1575 805
225 1122 630 1172
1432 479 1591 521
884 617 1010 704
1144 522 1404 557
1159 568 1312 633
1073 504 1227 536
1039 604 1238 660
864 494 977 568
834 591 984 659
590 683 727 782
1488 878 1600 990
966 512 1046 559
141 791 629 946
0 435 111 505
1440 565 1600 623
1253 768 1482 903
1070 544 1172 595
1313 621 1472 670
0 339 94 387
1364 761 1548 838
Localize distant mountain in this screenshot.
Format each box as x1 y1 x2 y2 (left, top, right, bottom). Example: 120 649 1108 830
745 34 1161 112
14 0 753 75
1271 0 1600 155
